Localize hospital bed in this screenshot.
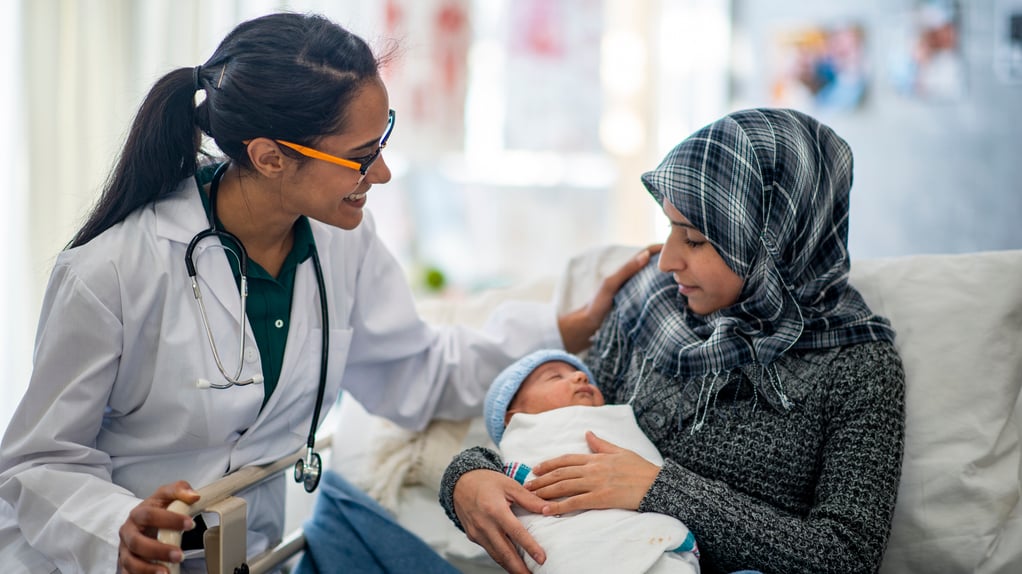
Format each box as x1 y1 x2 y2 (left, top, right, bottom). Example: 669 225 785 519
159 245 1022 574
158 435 332 574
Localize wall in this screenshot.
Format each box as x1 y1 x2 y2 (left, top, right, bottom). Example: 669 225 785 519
729 0 1022 258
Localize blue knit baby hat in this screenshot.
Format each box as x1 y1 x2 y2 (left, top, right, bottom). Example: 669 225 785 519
484 349 596 445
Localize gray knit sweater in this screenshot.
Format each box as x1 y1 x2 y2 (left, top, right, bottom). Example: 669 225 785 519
439 340 905 574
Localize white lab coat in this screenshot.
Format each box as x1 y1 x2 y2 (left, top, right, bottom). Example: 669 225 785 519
0 176 561 573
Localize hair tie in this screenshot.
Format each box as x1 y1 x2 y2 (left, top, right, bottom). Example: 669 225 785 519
193 65 203 92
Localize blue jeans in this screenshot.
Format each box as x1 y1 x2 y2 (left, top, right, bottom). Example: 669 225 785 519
295 470 459 574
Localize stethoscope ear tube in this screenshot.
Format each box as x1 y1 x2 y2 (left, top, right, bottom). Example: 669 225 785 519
185 228 226 277
186 163 248 278
186 228 250 278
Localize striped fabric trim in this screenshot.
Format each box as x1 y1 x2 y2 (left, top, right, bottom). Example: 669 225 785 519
671 531 699 557
503 461 532 485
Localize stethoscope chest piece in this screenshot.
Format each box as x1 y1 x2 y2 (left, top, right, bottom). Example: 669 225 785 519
294 448 323 493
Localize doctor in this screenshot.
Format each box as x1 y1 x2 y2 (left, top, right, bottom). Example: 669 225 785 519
0 12 655 574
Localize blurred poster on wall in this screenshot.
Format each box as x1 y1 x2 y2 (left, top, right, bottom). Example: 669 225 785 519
381 0 471 157
767 22 868 112
888 0 966 100
504 0 604 152
994 0 1022 83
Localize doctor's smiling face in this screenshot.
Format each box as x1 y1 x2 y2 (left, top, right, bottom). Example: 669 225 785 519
276 77 393 230
658 198 745 316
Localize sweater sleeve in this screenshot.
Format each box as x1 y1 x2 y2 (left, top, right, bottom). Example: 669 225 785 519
639 344 906 574
438 446 504 531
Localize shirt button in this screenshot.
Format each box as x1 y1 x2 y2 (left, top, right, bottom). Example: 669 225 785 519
274 319 285 328
245 348 258 363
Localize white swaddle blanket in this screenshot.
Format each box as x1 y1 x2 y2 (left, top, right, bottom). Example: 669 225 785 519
499 404 700 574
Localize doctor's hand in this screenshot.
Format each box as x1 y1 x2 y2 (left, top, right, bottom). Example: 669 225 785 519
527 431 659 516
453 469 548 574
118 481 199 574
557 244 662 353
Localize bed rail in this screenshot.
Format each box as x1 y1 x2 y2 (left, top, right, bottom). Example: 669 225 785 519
156 435 332 574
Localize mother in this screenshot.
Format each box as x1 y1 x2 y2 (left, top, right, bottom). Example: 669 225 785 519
440 108 906 574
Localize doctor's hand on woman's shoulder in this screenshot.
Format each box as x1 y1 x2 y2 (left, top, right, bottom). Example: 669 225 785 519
118 481 200 574
557 244 662 354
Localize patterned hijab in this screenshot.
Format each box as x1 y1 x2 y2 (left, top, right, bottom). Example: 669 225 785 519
597 108 894 411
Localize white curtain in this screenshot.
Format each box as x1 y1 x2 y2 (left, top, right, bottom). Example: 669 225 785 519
1 0 30 433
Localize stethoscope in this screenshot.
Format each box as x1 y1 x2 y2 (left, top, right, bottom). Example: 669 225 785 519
184 162 328 493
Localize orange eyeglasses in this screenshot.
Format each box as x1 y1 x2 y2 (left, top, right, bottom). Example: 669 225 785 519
275 109 395 176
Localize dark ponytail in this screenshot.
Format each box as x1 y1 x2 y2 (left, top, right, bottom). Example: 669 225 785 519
70 12 386 248
69 68 200 247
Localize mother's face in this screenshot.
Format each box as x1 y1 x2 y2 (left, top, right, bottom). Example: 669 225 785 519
658 199 745 316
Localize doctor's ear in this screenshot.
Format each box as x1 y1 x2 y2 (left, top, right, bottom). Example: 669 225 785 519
244 138 288 177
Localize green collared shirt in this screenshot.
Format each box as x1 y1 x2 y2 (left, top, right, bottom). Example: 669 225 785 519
196 164 316 407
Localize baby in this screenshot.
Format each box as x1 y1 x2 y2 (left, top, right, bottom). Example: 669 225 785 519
484 349 700 574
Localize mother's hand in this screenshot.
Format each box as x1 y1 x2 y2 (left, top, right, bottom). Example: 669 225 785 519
453 469 549 574
117 481 199 574
528 431 659 515
557 244 662 353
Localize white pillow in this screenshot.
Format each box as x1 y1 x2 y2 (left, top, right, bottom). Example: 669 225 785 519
552 244 643 314
851 251 1022 574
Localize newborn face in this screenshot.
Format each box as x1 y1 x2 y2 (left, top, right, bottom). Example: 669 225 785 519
505 361 605 425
